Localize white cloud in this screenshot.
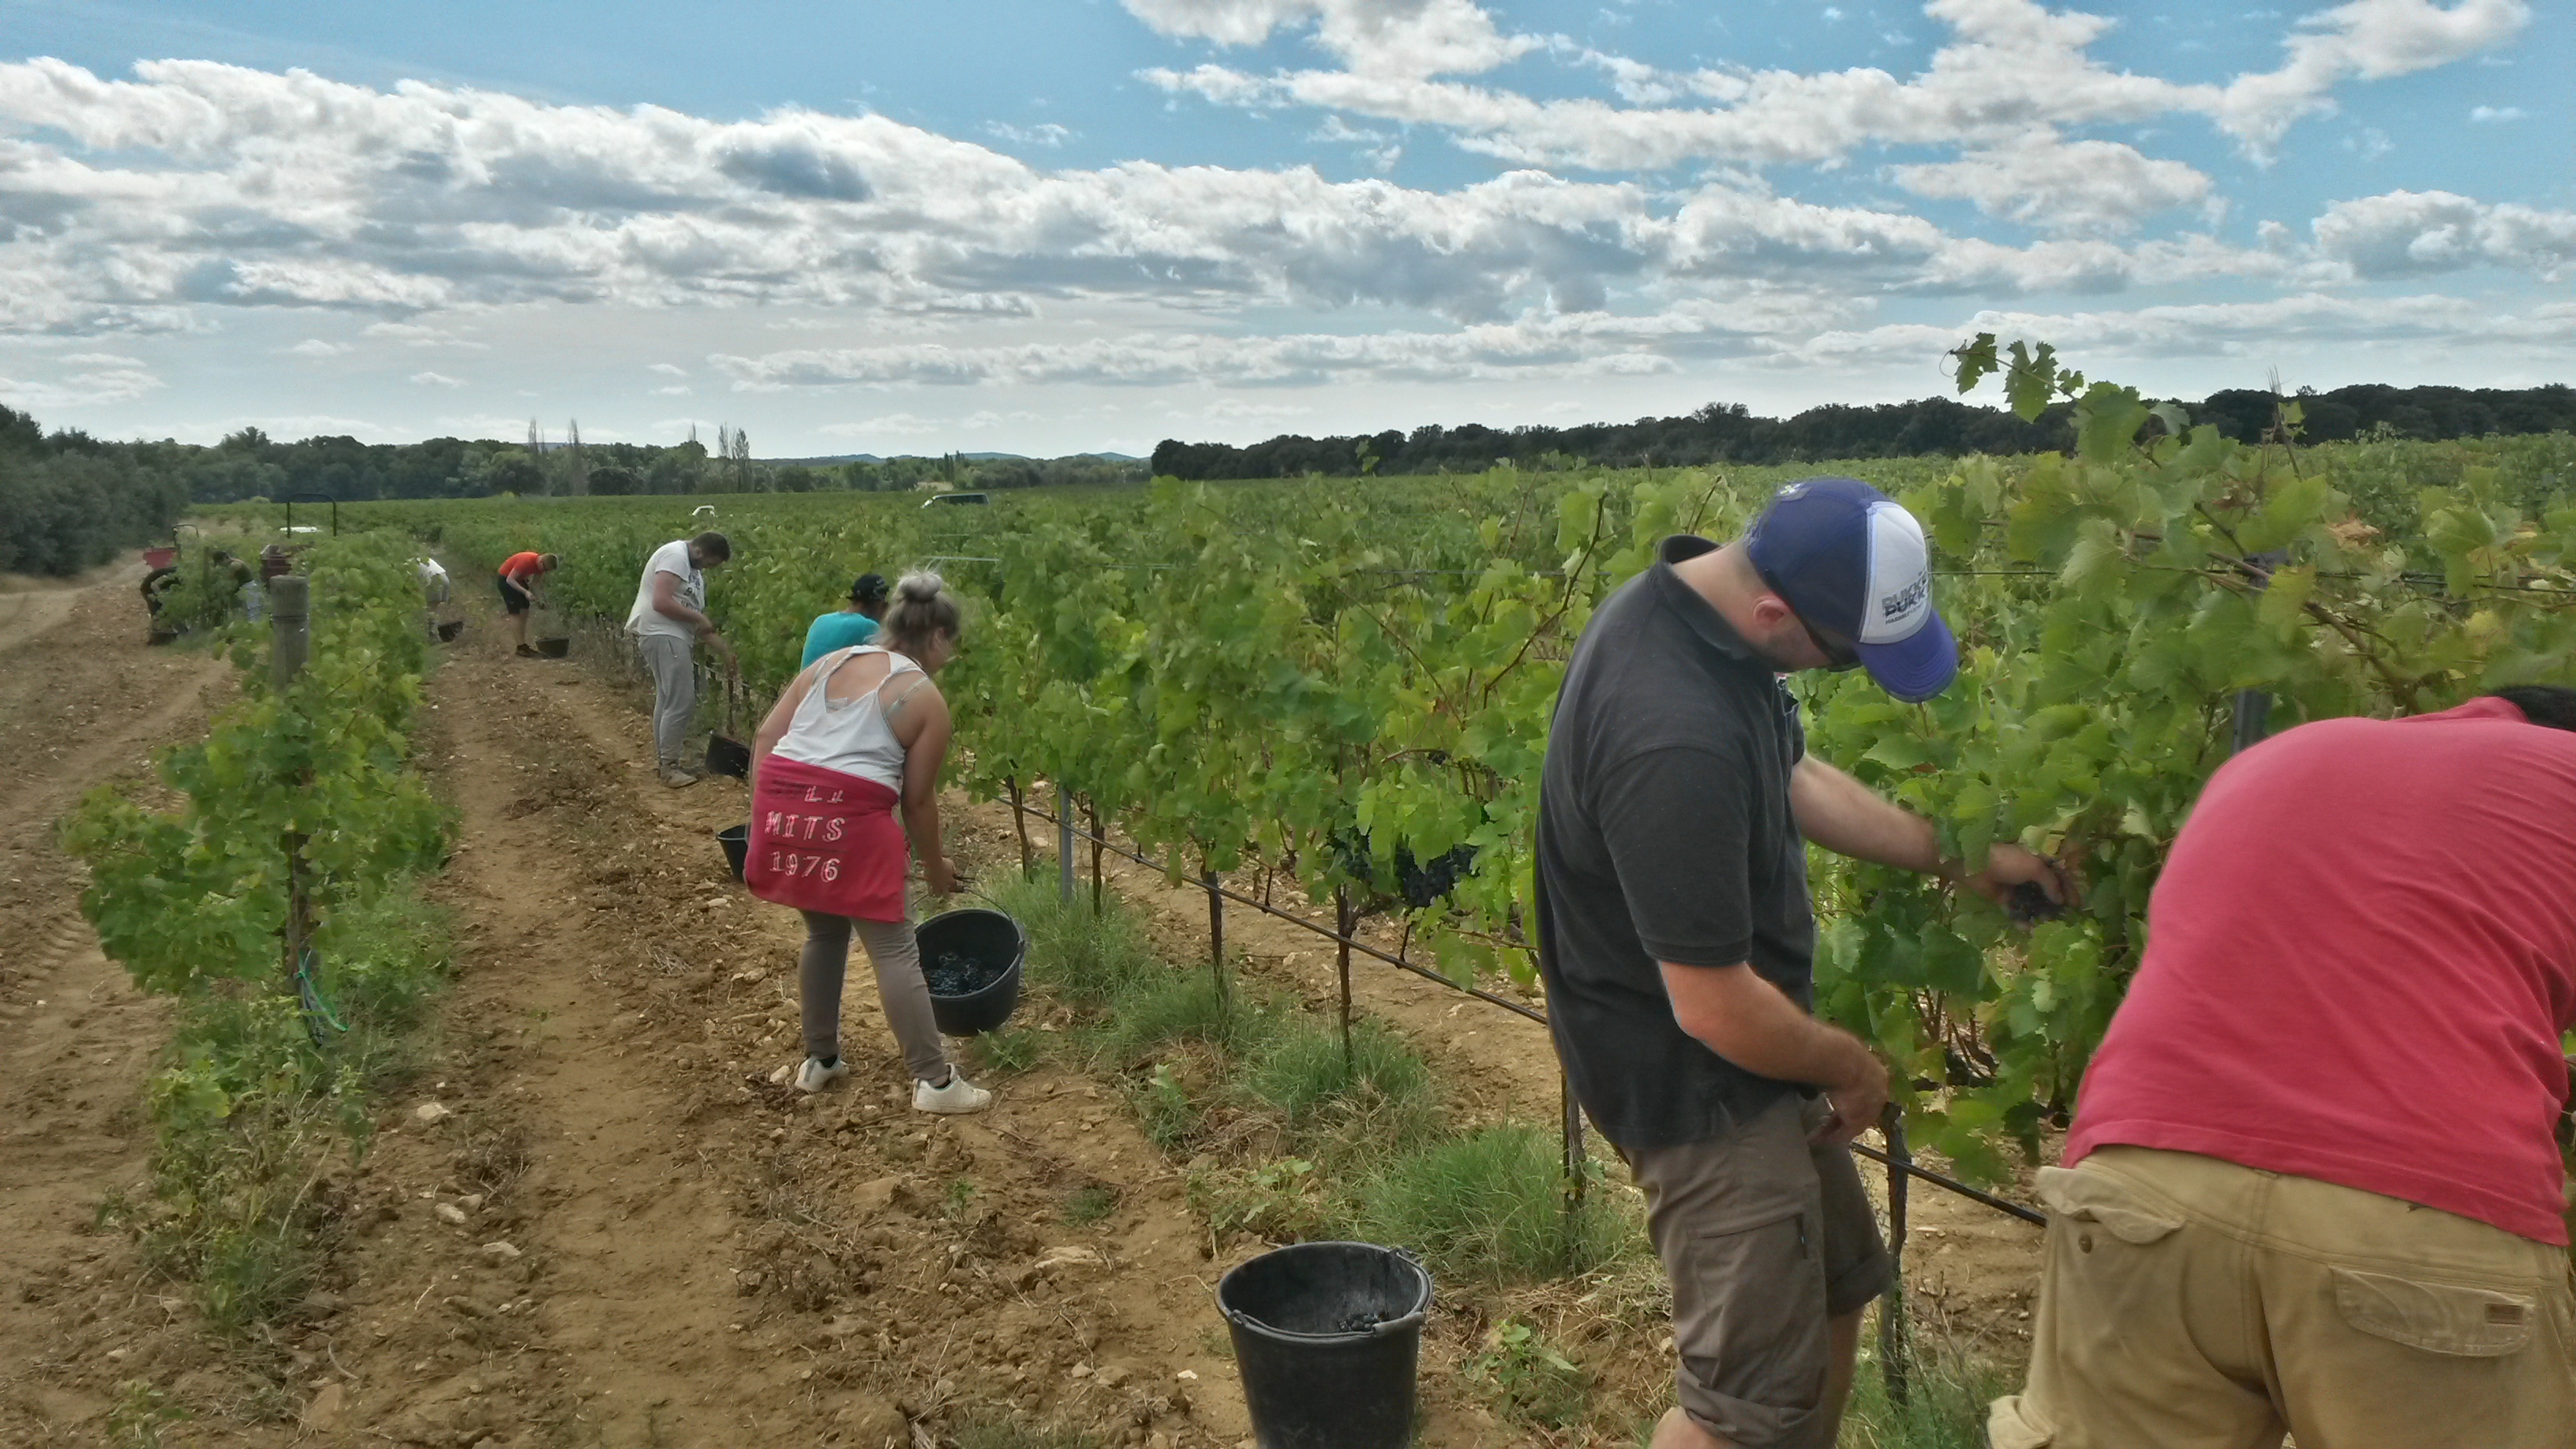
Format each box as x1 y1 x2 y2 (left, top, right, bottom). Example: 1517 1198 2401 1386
0 8 2555 432
1140 0 2526 174
2312 189 2576 279
821 412 945 436
2215 0 2530 152
365 321 488 349
2469 104 2524 122
1121 0 1541 78
1892 136 2216 234
986 121 1073 148
0 355 162 409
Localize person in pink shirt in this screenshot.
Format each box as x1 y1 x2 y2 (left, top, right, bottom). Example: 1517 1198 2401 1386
1992 687 2576 1449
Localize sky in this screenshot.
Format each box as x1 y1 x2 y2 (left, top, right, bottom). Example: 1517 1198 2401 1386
0 0 2567 458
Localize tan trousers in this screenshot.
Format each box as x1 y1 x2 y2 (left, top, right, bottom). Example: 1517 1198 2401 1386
1992 1146 2575 1449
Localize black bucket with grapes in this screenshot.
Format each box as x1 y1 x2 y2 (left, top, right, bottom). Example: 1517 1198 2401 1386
917 908 1025 1036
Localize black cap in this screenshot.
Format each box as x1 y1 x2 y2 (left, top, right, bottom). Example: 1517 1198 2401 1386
850 573 889 605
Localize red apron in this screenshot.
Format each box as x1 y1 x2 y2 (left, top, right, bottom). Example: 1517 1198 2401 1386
743 754 908 921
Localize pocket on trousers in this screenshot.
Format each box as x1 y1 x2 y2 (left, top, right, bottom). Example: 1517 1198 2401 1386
2331 1267 2537 1357
1986 1394 2054 1449
2035 1166 2186 1246
1673 1208 1829 1418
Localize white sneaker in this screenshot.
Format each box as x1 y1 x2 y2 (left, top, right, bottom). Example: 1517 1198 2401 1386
793 1057 851 1094
662 766 700 789
912 1070 991 1115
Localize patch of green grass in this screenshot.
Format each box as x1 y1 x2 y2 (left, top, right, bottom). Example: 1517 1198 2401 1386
108 882 456 1335
1062 1185 1119 1226
1351 1125 1638 1286
1241 1018 1442 1164
972 1024 1047 1076
1133 1058 1215 1151
1188 1155 1330 1242
317 886 455 1085
1839 1320 2014 1449
106 1378 186 1449
951 1413 1101 1449
1091 969 1283 1067
983 871 1162 1008
1462 1320 1590 1432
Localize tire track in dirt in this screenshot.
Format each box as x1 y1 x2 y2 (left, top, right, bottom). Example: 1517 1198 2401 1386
0 567 235 1443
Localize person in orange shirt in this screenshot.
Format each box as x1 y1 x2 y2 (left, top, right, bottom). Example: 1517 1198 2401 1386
496 551 558 656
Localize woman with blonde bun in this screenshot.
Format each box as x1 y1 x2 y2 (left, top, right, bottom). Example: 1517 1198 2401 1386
743 571 989 1113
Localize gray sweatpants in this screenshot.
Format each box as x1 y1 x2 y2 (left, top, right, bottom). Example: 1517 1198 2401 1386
637 633 695 768
799 912 949 1083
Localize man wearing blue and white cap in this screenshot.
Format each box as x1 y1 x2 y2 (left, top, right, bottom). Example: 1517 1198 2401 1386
1537 477 2064 1449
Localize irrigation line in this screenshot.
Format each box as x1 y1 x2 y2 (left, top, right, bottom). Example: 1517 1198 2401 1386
1850 1144 2046 1226
1017 800 1549 1026
1015 799 2051 1229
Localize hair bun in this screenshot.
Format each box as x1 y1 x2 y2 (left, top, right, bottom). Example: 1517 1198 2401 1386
897 571 944 603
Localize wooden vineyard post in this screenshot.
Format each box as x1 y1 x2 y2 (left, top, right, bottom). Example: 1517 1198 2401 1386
1204 865 1228 1011
1085 797 1104 917
1335 886 1354 1070
270 575 317 1035
1006 776 1032 875
1057 783 1075 904
1879 1105 1913 1406
2232 550 2287 756
1560 1069 1589 1269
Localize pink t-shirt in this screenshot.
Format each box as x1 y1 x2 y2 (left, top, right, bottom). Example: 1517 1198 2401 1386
2065 697 2576 1244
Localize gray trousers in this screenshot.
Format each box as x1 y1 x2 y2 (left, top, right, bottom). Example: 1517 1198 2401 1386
799 912 948 1083
637 633 695 768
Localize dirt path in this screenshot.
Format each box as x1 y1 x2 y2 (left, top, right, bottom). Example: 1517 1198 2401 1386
0 566 236 1440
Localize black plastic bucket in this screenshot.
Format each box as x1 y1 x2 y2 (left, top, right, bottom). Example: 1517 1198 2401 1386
915 908 1024 1035
435 619 466 643
705 733 751 779
717 825 748 882
534 636 570 658
1217 1241 1430 1449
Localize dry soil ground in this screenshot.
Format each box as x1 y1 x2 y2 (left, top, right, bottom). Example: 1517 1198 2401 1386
0 564 2044 1449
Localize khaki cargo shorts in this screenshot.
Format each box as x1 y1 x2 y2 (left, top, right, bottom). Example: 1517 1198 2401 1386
1627 1092 1891 1449
1991 1146 2576 1449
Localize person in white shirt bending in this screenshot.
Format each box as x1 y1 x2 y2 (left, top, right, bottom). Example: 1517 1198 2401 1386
624 531 736 788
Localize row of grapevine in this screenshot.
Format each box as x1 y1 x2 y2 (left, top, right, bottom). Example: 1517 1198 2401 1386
69 534 449 1001
304 343 2576 1178
62 534 455 1326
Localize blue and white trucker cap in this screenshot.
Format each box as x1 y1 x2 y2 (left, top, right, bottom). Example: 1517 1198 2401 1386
1742 476 1957 702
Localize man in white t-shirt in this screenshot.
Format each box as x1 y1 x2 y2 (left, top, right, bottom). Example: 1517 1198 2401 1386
416 557 452 642
625 531 737 787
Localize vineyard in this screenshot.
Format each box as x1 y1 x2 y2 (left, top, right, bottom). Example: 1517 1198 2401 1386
19 342 2560 1447
316 343 2576 1180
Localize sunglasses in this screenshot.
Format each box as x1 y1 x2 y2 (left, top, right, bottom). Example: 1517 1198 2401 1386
1755 566 1863 672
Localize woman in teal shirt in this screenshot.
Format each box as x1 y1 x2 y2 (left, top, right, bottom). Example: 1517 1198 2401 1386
800 573 889 667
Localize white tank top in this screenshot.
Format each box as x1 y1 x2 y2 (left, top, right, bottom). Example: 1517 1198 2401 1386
771 646 926 792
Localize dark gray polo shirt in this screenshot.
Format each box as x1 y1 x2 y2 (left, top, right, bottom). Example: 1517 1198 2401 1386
1536 534 1815 1151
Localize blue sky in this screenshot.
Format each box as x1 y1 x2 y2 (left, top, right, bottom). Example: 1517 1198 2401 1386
0 0 2566 456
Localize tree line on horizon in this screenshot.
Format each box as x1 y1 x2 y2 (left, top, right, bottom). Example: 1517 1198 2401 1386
1147 380 2576 480
3 376 2572 578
